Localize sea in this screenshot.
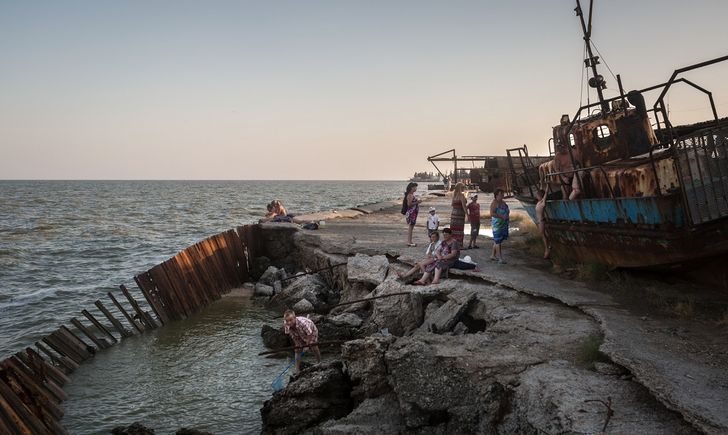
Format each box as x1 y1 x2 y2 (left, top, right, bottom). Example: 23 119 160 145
0 180 405 434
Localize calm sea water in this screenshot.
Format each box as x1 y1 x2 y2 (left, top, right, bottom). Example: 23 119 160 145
0 180 404 434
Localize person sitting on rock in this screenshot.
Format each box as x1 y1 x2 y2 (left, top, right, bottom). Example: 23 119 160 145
283 309 321 372
397 231 440 281
259 202 277 223
414 227 460 285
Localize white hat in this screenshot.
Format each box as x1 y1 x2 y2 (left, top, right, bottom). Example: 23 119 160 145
461 255 476 265
429 207 436 212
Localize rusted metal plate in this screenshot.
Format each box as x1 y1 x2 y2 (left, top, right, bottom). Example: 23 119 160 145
94 301 133 338
0 377 52 435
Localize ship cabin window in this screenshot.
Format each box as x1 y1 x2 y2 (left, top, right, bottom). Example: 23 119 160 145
593 124 612 150
569 133 576 146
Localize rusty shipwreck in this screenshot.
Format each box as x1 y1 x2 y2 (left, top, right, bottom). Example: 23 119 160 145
508 0 728 268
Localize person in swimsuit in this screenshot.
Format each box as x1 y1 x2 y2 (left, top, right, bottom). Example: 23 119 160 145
403 182 420 247
490 189 509 263
535 189 550 259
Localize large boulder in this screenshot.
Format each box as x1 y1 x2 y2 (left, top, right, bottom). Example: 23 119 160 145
384 338 506 432
259 266 281 286
329 313 363 328
316 393 405 434
255 283 274 297
347 254 390 286
261 325 291 350
366 278 419 336
267 274 332 313
261 361 353 435
418 289 477 334
342 336 396 401
251 256 272 281
293 299 315 313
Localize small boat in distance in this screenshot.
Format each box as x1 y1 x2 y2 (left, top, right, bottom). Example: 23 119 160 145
508 0 728 269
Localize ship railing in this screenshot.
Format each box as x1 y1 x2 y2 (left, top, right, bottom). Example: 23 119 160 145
673 124 728 225
653 55 728 146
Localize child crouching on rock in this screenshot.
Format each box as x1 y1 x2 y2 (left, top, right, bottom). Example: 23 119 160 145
283 309 321 372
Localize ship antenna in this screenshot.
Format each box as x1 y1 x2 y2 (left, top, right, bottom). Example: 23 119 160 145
575 0 610 114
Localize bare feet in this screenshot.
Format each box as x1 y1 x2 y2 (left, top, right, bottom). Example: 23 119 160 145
407 243 417 247
431 279 441 284
413 280 429 286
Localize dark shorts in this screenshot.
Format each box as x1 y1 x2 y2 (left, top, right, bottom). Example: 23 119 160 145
470 221 480 237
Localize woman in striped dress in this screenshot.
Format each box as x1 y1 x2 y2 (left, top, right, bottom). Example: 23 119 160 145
450 182 469 243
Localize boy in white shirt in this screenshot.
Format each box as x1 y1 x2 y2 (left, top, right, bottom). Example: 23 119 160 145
427 207 440 237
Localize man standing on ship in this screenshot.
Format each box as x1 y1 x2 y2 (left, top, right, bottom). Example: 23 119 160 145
283 309 321 372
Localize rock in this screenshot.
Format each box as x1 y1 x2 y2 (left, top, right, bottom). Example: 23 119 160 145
261 361 353 435
366 278 419 336
347 254 390 286
251 256 272 280
293 299 315 313
316 393 405 434
342 336 396 401
267 274 332 313
317 321 358 343
384 337 500 432
111 423 156 435
255 283 274 297
259 266 280 286
419 289 477 334
242 281 255 290
501 360 698 435
452 322 468 335
329 313 363 328
593 361 627 376
261 325 291 350
423 300 443 319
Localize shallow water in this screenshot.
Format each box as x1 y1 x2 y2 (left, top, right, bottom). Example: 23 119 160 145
0 180 403 433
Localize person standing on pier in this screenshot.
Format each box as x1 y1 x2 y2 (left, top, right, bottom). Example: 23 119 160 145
489 189 510 263
283 309 321 372
402 182 420 247
466 195 481 249
450 182 469 244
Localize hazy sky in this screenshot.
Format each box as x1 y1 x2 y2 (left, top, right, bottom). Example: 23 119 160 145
2 0 727 180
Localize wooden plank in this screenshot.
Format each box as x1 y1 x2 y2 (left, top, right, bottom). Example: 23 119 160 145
176 250 211 308
122 284 160 328
148 264 187 320
57 326 95 356
2 360 63 421
94 300 132 338
210 234 236 287
33 342 76 374
0 379 51 435
81 310 117 344
163 259 201 314
206 236 235 290
41 334 84 366
107 292 144 334
214 233 240 288
12 354 67 403
187 244 223 299
23 349 69 387
70 318 109 350
131 278 169 329
1 362 63 427
226 229 250 283
199 238 231 293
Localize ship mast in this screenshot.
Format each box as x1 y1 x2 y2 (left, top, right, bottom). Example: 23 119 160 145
575 0 610 114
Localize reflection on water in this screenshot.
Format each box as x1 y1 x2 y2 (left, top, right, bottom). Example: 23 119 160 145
61 294 284 434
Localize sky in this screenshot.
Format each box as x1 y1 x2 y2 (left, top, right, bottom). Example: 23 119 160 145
1 0 727 180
